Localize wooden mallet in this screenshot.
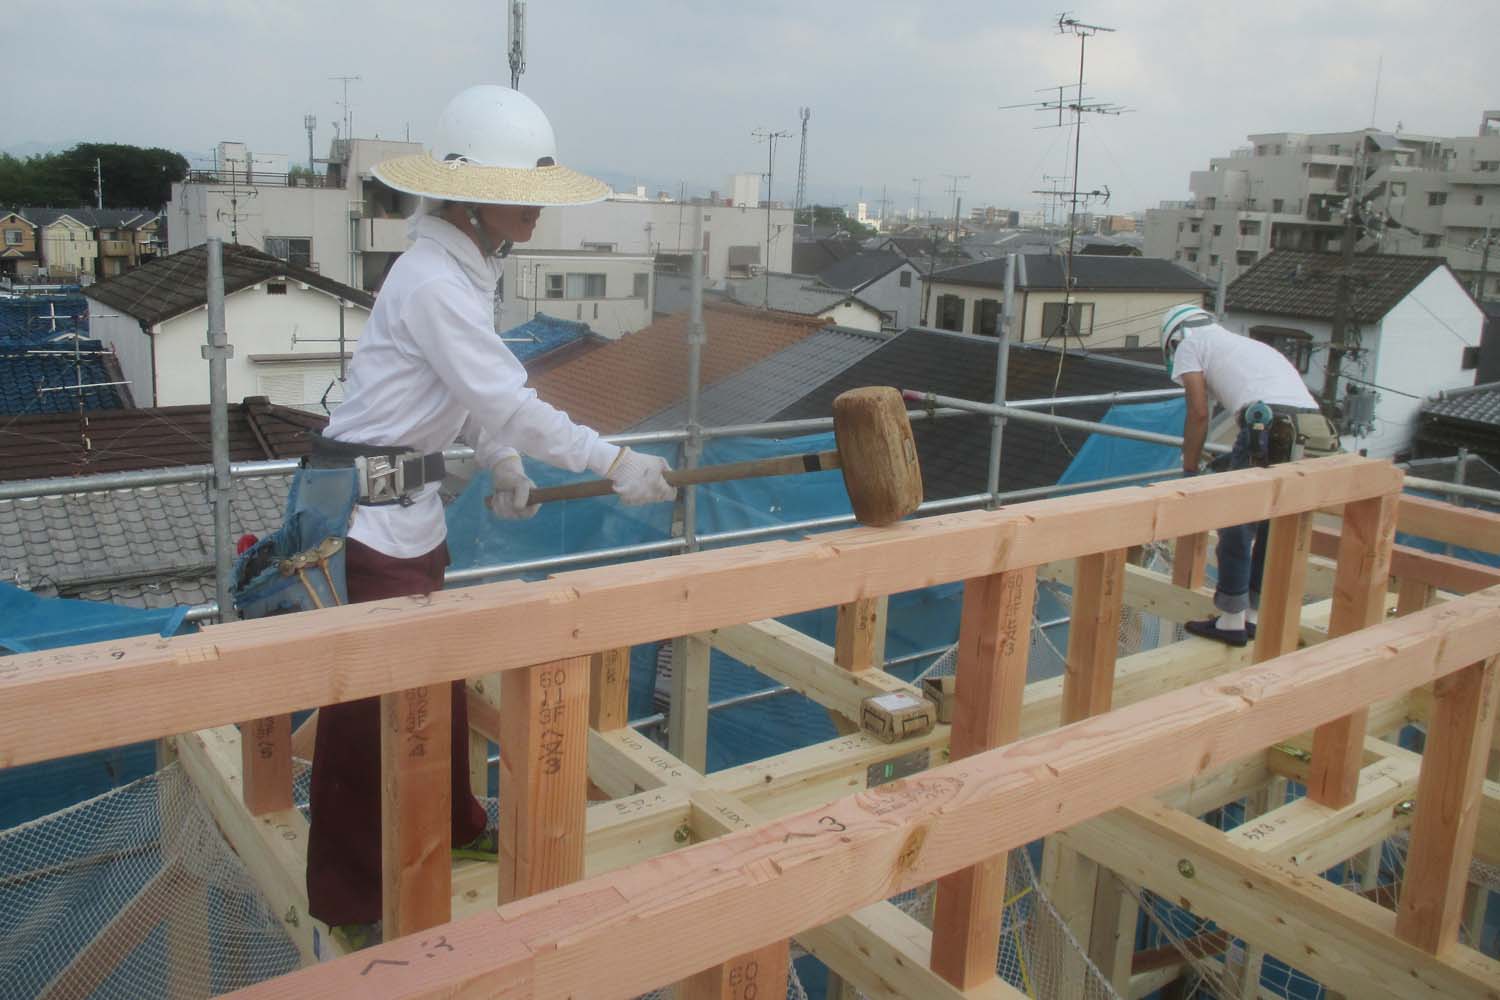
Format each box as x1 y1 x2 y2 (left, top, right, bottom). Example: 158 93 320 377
527 386 923 526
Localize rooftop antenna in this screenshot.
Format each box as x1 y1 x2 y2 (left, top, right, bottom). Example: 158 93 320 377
911 177 923 220
330 75 361 141
508 1 527 90
1369 53 1383 129
752 126 793 308
304 115 317 173
793 107 811 221
942 174 969 243
209 157 256 244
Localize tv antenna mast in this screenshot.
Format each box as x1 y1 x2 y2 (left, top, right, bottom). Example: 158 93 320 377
942 174 969 243
210 157 256 244
508 1 527 90
911 177 924 220
793 107 811 220
1001 13 1129 342
330 75 361 140
752 126 793 308
304 115 317 173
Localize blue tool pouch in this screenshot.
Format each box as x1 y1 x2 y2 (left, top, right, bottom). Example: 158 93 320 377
231 467 359 618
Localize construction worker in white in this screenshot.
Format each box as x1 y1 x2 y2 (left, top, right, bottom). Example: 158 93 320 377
1161 303 1340 648
306 84 675 944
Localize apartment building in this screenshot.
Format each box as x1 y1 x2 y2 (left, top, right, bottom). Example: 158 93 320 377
1145 115 1500 291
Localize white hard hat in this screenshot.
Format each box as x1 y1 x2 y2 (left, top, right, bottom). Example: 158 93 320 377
373 85 609 207
1160 302 1214 365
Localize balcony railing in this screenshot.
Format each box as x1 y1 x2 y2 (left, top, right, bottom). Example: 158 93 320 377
184 170 336 189
99 240 134 256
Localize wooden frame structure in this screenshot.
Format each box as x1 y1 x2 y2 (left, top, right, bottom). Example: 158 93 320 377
4 455 1500 999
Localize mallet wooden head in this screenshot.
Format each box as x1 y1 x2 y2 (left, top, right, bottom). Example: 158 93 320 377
831 386 923 526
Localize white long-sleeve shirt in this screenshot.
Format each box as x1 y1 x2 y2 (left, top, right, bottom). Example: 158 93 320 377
325 215 620 557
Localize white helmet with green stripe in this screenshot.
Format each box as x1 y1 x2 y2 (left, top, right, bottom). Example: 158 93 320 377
1160 302 1214 368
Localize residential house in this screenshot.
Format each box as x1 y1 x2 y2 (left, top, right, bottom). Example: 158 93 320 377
0 213 40 277
499 249 656 339
1145 114 1500 292
813 252 923 331
13 208 163 281
922 255 1212 345
1416 386 1500 468
171 138 792 292
84 242 373 410
772 331 1177 500
1223 249 1484 458
720 273 886 332
27 211 96 280
791 237 863 277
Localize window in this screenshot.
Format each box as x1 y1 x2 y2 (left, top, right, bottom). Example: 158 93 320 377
1477 194 1486 206
973 298 1001 337
1237 251 1258 266
565 272 606 298
265 237 312 269
632 272 649 299
1428 191 1448 207
1124 335 1141 348
935 293 965 332
1272 198 1285 213
1212 224 1223 236
1328 144 1341 156
1249 326 1312 374
1238 220 1261 236
4 230 21 246
1040 301 1094 339
1461 346 1480 370
1189 222 1200 233
899 270 912 287
1209 254 1220 266
266 282 288 295
1390 182 1406 197
1255 145 1268 157
1186 250 1199 262
582 242 616 252
1423 234 1442 248
1205 197 1217 209
545 274 564 299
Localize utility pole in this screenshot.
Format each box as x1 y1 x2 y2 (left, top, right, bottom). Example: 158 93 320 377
942 174 968 243
304 115 317 173
95 158 103 210
911 177 923 220
794 107 810 221
508 1 527 90
752 126 792 308
1322 140 1367 409
330 75 361 141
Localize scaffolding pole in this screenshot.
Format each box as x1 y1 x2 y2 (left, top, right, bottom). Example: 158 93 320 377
203 239 237 623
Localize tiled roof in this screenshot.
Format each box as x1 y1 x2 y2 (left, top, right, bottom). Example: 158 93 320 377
0 294 89 346
1225 250 1451 324
723 273 877 317
17 207 160 230
0 396 325 483
790 238 864 276
0 474 290 605
931 254 1212 293
500 313 606 365
815 252 911 292
631 326 889 432
1422 386 1500 429
0 339 130 415
84 242 375 328
531 301 830 433
771 329 1177 500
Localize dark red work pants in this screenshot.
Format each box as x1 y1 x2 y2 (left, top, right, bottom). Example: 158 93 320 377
306 538 487 927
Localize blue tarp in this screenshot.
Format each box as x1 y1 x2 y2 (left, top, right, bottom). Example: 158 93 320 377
1057 398 1185 486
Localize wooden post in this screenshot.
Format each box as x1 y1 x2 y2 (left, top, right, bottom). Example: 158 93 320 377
835 596 887 672
1088 870 1140 994
1310 494 1399 807
1046 548 1127 981
499 657 590 903
1252 512 1312 663
379 685 452 937
680 945 791 1000
1395 656 1500 954
240 714 293 815
590 647 632 732
930 567 1036 988
669 636 711 772
1396 577 1436 618
1173 533 1209 590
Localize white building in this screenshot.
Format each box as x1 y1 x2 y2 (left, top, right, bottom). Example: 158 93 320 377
1146 114 1500 293
1223 249 1484 458
498 249 655 339
84 242 371 410
730 173 761 209
170 140 791 333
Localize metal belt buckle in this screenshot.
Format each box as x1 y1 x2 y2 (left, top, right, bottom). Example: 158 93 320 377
354 454 405 504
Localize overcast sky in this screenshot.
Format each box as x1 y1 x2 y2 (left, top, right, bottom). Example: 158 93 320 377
6 1 1494 216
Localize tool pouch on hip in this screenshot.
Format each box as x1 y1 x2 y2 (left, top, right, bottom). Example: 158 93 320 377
1268 415 1298 464
231 467 358 619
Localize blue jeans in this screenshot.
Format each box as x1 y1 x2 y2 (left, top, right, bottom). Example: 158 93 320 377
1214 427 1266 615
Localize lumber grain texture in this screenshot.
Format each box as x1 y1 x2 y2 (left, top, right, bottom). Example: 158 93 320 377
240 713 293 815
380 685 452 936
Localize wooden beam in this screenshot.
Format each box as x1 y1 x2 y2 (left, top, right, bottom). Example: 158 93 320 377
1395 494 1500 555
1312 526 1500 595
668 636 710 772
931 568 1036 989
380 685 452 937
499 657 590 903
1173 532 1209 590
1396 577 1436 618
1062 800 1500 1000
0 455 1405 769
1310 493 1399 807
240 713 293 815
589 647 632 732
1252 513 1312 663
1396 656 1500 954
835 596 888 671
229 584 1500 1000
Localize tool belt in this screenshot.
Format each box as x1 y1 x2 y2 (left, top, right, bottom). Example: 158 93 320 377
306 434 447 506
1238 403 1339 466
231 465 360 619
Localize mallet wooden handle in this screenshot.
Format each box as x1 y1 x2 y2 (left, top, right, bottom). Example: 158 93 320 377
528 450 843 503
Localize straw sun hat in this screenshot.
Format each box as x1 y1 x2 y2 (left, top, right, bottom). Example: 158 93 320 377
373 85 610 208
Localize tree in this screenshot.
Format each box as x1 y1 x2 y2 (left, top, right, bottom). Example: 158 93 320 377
0 144 188 209
795 204 875 240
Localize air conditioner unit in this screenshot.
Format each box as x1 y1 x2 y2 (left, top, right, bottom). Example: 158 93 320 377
1339 385 1377 435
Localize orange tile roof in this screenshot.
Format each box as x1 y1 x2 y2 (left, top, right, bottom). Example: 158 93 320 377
531 301 830 432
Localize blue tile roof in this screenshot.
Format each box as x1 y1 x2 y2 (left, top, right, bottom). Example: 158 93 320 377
499 313 598 364
0 338 128 415
0 294 90 347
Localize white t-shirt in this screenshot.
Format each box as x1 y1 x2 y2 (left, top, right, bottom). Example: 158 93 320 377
1170 324 1318 416
324 216 619 558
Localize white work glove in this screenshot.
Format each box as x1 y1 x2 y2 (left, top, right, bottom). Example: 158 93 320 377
486 455 539 520
606 447 677 506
